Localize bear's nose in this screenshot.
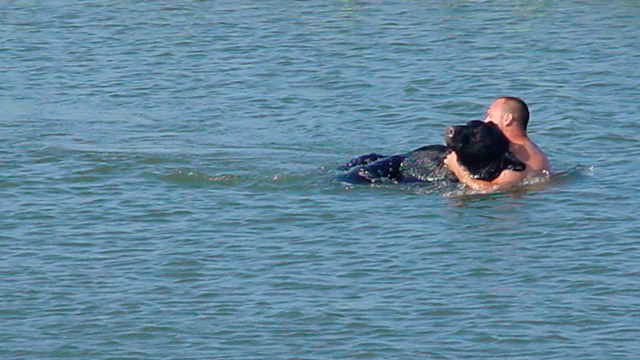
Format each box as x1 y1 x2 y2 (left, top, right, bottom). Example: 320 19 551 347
445 126 455 138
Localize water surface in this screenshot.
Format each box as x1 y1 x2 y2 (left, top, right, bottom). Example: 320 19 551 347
2 1 639 359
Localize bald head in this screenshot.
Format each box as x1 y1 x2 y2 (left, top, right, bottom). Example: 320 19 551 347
496 97 529 131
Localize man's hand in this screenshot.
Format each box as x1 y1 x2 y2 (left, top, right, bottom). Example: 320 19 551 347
444 150 523 192
445 151 495 191
444 151 470 179
443 151 459 171
443 151 477 186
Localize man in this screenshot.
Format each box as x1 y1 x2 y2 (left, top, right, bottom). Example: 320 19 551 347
444 97 551 192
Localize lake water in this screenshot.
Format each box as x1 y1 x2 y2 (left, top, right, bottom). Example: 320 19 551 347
2 1 640 359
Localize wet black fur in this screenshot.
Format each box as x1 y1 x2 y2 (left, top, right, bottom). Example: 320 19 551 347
337 121 525 184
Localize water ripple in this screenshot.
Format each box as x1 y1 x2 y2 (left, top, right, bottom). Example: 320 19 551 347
3 1 640 359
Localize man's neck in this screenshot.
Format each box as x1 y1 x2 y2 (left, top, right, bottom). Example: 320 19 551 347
504 129 528 144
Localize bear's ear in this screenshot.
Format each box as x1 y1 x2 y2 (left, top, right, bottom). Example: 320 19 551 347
502 151 525 172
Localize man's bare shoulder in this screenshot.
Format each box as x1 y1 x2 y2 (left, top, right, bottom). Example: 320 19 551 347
518 139 551 176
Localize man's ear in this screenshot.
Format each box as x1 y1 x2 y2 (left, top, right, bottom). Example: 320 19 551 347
502 112 514 127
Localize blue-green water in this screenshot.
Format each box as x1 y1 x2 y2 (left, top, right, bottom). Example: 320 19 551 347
2 1 640 359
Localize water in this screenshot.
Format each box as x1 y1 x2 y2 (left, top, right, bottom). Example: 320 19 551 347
2 1 639 359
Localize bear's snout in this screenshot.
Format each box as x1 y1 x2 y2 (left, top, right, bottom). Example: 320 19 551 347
445 126 456 139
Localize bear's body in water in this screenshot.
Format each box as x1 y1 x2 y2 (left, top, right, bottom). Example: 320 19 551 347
338 120 525 184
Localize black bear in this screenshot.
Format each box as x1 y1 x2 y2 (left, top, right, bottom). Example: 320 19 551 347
338 120 525 184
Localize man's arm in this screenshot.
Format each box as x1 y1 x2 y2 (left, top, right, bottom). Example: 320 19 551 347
443 152 525 192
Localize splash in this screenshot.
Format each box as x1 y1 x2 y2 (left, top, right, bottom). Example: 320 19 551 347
443 165 592 198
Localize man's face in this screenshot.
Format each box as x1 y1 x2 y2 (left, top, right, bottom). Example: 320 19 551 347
483 100 503 129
